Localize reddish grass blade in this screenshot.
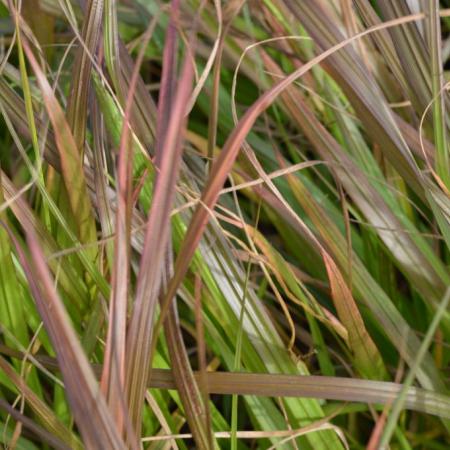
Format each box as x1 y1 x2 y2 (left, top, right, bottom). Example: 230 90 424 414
100 11 158 436
154 3 178 152
228 120 385 379
158 10 436 337
151 4 217 446
21 40 97 259
125 0 196 439
322 253 385 379
9 226 127 449
246 145 385 379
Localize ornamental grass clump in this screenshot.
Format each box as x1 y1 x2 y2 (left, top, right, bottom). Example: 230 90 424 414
0 1 449 449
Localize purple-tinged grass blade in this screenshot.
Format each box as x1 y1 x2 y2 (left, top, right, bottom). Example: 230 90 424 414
101 13 159 439
124 1 199 443
9 224 127 449
21 40 97 261
157 10 432 360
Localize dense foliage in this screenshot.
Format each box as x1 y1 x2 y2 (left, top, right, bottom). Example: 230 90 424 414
0 1 449 448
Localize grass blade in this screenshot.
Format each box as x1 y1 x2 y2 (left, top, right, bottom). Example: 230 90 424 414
21 39 97 260
10 222 126 449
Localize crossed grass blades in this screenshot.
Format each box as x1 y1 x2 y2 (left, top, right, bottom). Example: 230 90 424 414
0 0 449 449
